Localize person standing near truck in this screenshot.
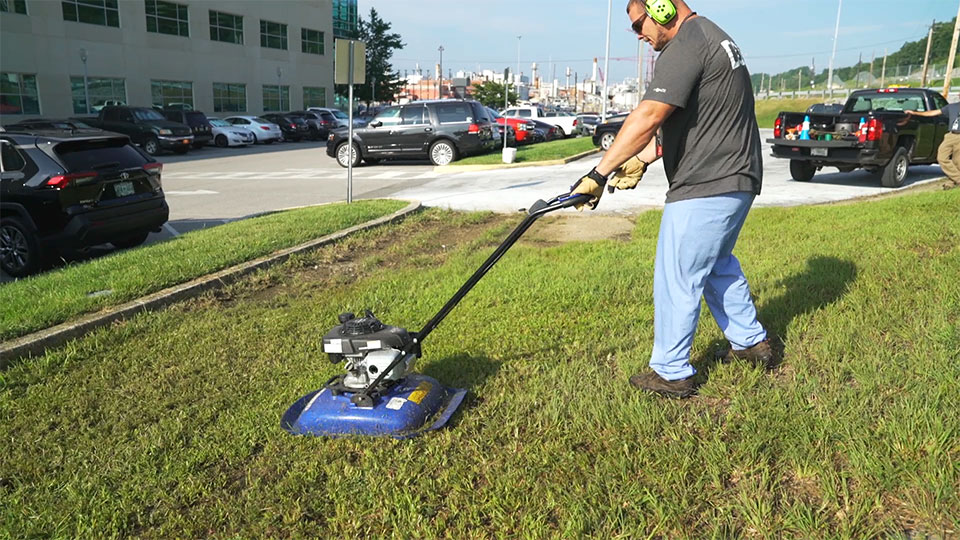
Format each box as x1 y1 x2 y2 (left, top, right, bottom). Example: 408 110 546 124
906 103 960 188
569 0 771 398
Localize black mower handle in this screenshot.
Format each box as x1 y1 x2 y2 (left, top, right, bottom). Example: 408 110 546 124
350 191 589 406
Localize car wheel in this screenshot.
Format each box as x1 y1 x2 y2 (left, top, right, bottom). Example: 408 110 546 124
251 132 258 144
600 132 615 150
429 140 458 166
0 217 41 278
789 159 816 182
143 136 160 156
111 231 149 250
879 147 909 188
215 134 228 148
336 141 361 168
554 126 566 138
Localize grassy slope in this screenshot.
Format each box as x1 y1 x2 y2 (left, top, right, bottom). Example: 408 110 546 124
755 98 824 128
0 200 407 341
1 191 958 538
456 136 595 165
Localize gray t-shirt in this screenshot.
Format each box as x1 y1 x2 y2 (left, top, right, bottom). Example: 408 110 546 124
942 102 960 133
644 17 762 203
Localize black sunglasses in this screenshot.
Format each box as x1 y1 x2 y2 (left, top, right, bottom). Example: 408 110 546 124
631 13 647 35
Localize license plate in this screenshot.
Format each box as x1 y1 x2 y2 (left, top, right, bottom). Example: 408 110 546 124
810 147 828 157
114 181 135 197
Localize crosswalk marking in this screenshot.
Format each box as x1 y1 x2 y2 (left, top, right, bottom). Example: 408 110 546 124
163 168 450 181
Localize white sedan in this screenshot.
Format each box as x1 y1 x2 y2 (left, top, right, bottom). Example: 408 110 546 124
208 118 255 147
222 115 283 144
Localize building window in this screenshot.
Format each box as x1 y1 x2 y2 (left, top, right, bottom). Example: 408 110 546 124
303 87 326 108
262 85 289 112
209 10 242 44
259 19 287 50
151 80 192 109
332 0 357 39
301 28 324 55
146 0 188 37
0 0 28 14
70 76 125 114
62 0 119 28
0 73 39 115
213 82 246 113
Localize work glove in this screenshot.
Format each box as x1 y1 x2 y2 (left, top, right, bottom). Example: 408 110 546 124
607 156 647 193
570 168 608 210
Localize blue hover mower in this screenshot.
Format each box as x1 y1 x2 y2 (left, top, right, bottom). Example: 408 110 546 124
282 191 591 438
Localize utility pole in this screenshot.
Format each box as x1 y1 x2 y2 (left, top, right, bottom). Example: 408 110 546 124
881 48 888 87
921 19 935 87
943 3 960 99
759 73 765 97
855 52 862 88
574 71 578 113
869 51 875 86
828 0 842 99
438 45 444 98
516 36 522 88
601 0 612 121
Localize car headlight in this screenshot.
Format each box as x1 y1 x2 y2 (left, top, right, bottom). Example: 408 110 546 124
158 129 172 135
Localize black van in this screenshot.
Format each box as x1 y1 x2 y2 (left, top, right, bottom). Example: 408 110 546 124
326 100 498 167
162 109 213 148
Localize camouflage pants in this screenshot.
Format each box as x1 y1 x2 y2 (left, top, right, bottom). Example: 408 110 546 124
936 132 960 186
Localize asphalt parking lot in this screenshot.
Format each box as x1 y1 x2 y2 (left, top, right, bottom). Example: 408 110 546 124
1 130 948 282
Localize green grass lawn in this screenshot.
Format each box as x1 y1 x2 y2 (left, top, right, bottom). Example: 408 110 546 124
1 190 958 537
755 98 824 128
456 136 595 166
0 200 406 341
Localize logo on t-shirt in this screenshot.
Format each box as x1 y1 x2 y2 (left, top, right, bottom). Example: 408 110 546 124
952 115 960 133
720 39 745 71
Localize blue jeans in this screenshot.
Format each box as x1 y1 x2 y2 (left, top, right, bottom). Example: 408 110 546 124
649 191 766 380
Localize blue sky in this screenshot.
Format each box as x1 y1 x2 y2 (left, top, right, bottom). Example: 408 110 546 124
360 0 960 83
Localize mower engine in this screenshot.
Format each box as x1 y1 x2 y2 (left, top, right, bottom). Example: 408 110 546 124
322 310 417 392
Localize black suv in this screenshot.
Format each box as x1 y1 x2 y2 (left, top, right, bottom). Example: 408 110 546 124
1 129 168 277
162 109 213 148
326 100 498 166
261 113 311 142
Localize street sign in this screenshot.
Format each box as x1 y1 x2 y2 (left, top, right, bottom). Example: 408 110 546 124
335 39 365 85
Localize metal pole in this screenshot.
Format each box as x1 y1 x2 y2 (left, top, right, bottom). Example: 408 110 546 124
347 41 354 204
574 71 578 113
516 36 522 89
503 68 509 153
921 20 935 87
828 0 842 99
80 49 90 114
944 4 960 99
438 46 444 98
600 0 612 121
881 49 888 87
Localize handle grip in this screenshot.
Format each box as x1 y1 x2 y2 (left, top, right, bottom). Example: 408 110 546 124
527 193 591 215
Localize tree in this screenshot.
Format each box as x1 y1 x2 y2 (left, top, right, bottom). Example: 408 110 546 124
471 81 518 110
338 8 404 107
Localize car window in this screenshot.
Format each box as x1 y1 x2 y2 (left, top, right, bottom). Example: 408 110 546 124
133 109 165 121
252 117 269 124
373 107 401 126
933 93 949 110
517 110 532 118
503 109 516 117
319 112 336 121
55 138 147 172
435 103 472 124
185 112 207 125
1 139 27 172
210 119 231 127
400 106 426 125
333 110 348 119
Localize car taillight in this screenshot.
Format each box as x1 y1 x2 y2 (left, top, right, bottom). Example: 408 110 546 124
289 123 296 128
774 117 782 138
144 162 163 175
866 118 883 142
468 123 480 133
46 171 98 189
260 126 271 130
573 119 578 126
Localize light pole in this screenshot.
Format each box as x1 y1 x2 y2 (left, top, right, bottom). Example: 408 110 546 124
516 36 522 87
276 66 283 109
438 46 444 98
827 0 842 99
601 0 612 121
79 48 90 114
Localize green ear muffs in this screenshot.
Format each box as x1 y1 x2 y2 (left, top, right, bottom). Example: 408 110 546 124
644 0 677 25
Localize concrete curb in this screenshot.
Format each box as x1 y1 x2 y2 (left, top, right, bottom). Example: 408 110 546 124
0 200 422 368
433 147 600 173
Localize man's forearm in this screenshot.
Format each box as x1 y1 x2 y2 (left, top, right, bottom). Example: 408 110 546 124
595 103 663 176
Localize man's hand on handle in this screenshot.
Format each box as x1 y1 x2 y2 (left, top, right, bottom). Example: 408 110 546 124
570 168 608 210
607 156 647 192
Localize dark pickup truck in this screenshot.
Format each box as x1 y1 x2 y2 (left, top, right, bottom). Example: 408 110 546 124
82 106 194 156
767 88 950 187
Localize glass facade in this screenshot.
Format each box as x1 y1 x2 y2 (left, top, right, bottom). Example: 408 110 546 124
303 87 326 108
151 80 192 108
260 19 287 50
213 82 246 112
70 76 125 114
262 85 289 112
332 0 357 39
301 28 324 55
1 73 39 115
0 0 28 14
146 0 189 37
209 10 242 44
62 0 119 27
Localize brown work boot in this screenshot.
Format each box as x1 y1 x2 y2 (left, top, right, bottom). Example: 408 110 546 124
723 338 775 368
628 371 697 399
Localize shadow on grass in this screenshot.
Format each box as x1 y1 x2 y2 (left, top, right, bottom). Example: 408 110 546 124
695 255 858 378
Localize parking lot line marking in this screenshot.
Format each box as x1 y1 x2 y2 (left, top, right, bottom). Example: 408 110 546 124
366 171 407 180
164 190 219 195
411 173 441 179
163 223 181 237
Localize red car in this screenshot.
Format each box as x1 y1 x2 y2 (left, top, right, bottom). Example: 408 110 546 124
486 107 535 144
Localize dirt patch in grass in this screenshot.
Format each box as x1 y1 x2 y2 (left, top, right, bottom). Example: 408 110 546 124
521 214 638 246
